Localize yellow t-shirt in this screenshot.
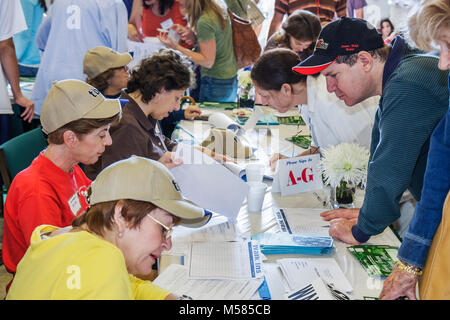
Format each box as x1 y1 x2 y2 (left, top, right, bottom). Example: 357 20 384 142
7 225 171 300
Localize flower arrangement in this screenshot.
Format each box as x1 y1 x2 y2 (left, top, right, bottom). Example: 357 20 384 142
320 143 370 205
237 70 254 107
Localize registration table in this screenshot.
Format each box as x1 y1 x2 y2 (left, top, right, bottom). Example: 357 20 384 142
160 106 401 300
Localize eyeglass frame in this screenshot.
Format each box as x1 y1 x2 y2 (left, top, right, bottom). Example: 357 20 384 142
147 213 173 240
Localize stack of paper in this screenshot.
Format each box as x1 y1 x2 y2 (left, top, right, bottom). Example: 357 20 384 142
154 264 263 300
277 258 353 294
251 232 334 255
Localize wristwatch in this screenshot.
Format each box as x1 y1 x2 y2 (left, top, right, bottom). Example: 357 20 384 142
395 260 423 276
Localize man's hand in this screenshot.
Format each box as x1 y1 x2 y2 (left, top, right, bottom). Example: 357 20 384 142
184 105 201 120
379 266 419 300
320 208 359 221
158 152 183 170
14 94 35 123
328 218 361 245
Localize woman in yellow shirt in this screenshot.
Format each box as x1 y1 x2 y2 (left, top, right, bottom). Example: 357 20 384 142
7 156 211 300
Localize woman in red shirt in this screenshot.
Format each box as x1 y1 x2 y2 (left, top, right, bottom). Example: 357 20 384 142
129 0 190 47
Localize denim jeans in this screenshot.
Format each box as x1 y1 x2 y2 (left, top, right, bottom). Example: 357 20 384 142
199 75 237 103
18 64 38 77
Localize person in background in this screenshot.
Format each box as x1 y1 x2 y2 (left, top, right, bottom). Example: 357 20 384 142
84 49 224 180
13 0 46 77
84 46 132 99
31 0 128 117
2 79 121 292
82 46 201 138
379 0 450 300
0 0 35 134
251 48 378 170
7 156 212 300
347 0 366 19
128 0 189 46
379 18 397 44
265 9 322 61
294 17 448 246
266 0 347 41
159 0 238 103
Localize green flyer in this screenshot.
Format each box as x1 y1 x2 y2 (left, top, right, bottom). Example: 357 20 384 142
347 245 399 277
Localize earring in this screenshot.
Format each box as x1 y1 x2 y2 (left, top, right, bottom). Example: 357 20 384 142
118 231 123 238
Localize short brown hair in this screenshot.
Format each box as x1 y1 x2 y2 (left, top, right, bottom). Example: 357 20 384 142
72 198 181 237
86 68 116 93
335 46 392 66
47 114 120 145
127 49 194 104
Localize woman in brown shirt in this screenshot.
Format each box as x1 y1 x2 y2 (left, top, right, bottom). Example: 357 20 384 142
85 49 228 180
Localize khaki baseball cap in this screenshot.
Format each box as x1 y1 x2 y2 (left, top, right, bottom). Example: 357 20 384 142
40 79 122 134
89 156 212 228
83 46 132 79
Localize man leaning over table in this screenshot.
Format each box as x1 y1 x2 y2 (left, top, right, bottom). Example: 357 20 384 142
293 17 449 245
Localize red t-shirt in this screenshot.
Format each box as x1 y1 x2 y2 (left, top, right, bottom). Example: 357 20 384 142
2 152 91 273
142 2 187 37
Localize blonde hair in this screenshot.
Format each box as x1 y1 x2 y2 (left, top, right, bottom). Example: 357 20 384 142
185 0 227 31
408 0 450 51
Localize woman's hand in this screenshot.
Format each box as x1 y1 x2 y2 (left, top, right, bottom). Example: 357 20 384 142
171 24 196 46
128 23 143 42
158 152 183 169
184 105 202 120
157 31 179 50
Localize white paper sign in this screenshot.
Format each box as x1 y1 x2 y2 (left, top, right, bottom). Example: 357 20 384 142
277 154 323 196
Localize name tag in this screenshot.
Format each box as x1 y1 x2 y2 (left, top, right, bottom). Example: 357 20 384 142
68 191 82 216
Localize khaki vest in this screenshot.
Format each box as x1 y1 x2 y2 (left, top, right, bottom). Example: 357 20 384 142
419 190 450 299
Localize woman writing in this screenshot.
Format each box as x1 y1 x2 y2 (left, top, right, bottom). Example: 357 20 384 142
7 156 211 299
2 79 121 284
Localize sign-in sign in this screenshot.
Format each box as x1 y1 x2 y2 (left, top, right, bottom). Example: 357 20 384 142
275 155 323 196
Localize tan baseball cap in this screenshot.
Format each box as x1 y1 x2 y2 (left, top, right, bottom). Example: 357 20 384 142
89 155 212 228
83 46 132 79
40 79 122 134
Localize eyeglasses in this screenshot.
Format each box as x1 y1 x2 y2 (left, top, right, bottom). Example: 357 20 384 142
147 214 173 240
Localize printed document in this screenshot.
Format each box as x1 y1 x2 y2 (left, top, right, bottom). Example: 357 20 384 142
188 240 264 280
274 208 330 236
171 144 249 222
154 264 263 300
278 257 353 293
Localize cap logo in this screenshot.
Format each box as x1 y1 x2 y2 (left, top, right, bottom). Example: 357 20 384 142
172 180 181 192
315 39 328 50
88 88 100 98
341 44 359 52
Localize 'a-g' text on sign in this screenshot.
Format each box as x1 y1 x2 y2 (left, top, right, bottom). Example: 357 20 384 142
276 154 323 196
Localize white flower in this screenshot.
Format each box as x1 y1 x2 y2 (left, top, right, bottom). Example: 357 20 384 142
321 143 370 189
238 70 252 88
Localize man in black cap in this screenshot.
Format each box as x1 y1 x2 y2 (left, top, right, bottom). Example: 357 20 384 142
294 17 449 245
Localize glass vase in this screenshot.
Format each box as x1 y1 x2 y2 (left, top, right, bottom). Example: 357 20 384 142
238 85 255 109
328 181 356 209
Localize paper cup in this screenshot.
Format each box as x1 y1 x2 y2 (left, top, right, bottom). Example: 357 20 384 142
246 163 264 182
247 182 267 212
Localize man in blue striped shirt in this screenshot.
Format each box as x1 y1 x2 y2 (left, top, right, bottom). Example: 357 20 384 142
293 17 449 245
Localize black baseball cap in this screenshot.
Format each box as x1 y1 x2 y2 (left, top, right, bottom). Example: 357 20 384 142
293 17 384 75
